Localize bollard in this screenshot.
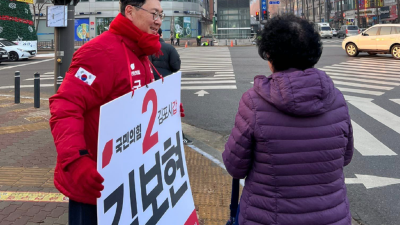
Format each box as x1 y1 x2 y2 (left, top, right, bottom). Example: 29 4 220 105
14 71 20 104
56 76 63 91
34 72 40 108
226 40 228 46
235 39 238 46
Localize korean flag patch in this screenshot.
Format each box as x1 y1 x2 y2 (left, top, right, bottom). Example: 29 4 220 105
75 67 96 85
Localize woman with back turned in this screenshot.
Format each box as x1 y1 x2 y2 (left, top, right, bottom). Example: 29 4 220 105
223 14 354 225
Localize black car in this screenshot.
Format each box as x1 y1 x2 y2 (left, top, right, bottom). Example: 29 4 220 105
0 48 8 64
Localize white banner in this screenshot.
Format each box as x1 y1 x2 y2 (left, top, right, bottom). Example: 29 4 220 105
97 72 199 225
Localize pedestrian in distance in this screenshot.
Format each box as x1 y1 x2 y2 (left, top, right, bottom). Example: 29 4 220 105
149 28 181 80
176 32 180 46
170 31 174 45
48 0 172 224
223 14 354 225
197 35 202 46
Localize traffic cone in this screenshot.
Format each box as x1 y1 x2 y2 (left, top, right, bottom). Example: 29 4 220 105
230 40 233 47
185 42 187 48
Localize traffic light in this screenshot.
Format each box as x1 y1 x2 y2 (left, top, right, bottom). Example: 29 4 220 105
256 12 259 21
263 10 268 19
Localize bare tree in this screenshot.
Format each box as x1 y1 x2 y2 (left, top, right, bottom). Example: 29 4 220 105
32 0 51 33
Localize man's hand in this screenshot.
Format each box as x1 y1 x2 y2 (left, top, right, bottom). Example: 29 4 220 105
67 156 104 198
180 103 185 117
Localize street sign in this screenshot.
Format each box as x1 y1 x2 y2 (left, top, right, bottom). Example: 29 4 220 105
261 0 267 20
269 1 280 4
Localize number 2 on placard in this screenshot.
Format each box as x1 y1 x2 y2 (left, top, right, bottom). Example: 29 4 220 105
142 89 158 154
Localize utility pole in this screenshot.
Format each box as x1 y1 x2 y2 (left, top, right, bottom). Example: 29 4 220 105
375 0 379 24
313 0 316 22
340 0 343 27
54 1 75 93
356 0 360 27
398 0 400 24
319 0 321 21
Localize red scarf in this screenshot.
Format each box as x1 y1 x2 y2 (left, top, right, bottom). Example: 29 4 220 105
109 13 161 56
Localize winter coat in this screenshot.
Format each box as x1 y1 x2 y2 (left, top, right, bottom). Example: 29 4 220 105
223 68 354 225
149 38 181 79
49 31 154 205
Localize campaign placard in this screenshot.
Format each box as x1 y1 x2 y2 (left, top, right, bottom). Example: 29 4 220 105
97 72 198 225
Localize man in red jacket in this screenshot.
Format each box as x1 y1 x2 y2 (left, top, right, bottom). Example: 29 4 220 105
49 0 165 224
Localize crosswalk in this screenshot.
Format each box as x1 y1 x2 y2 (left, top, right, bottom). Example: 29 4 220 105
320 57 400 156
179 47 237 90
321 39 342 44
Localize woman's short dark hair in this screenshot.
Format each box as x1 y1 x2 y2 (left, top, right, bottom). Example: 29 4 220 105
257 14 323 71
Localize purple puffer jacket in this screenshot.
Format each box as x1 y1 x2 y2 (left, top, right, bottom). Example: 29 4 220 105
223 68 354 225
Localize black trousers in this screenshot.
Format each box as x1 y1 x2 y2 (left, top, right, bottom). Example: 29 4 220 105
171 39 174 45
176 39 180 46
69 199 97 225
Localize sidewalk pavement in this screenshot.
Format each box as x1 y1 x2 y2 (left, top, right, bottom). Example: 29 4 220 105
0 92 240 225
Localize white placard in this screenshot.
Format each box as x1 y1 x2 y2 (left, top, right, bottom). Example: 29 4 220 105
47 6 67 27
97 72 199 225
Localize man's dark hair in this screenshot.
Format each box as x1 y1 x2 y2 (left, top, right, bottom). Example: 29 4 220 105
158 28 162 35
120 0 161 16
257 14 322 71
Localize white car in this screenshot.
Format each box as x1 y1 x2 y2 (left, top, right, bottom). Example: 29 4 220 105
342 24 400 60
0 38 36 61
319 26 333 39
332 28 338 37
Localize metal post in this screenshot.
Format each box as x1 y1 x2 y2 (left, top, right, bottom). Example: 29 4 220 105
14 71 20 104
56 76 63 91
356 0 360 27
54 3 75 94
34 72 40 108
375 0 379 24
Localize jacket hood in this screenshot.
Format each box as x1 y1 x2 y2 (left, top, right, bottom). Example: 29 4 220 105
254 68 336 116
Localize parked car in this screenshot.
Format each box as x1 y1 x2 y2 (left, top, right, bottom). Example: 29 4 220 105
319 26 333 38
0 48 8 64
342 24 400 59
337 25 360 38
0 38 36 61
332 28 338 37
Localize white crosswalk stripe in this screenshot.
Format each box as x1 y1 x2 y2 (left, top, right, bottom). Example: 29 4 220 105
179 47 237 90
321 59 400 156
320 58 400 97
344 95 398 156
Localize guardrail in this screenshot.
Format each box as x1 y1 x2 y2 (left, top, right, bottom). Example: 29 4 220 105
37 40 89 50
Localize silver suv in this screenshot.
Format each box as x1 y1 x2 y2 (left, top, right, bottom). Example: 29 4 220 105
337 25 360 38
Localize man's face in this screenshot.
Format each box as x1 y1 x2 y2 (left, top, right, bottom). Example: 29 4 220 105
126 0 163 35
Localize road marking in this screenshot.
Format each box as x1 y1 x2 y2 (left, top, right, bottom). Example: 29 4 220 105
390 99 400 105
336 63 400 72
214 75 235 77
181 85 237 90
182 80 236 84
215 72 234 74
0 84 53 89
354 58 400 64
323 66 399 75
325 72 400 81
345 174 400 189
346 96 400 135
351 120 397 156
25 77 54 81
194 90 209 96
0 59 54 71
332 80 393 90
340 61 400 67
0 191 68 202
329 76 400 86
336 87 384 96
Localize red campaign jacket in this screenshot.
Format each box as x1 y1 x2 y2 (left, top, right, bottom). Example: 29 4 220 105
49 31 154 205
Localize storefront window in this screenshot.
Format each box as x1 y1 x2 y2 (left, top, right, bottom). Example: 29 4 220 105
96 17 114 36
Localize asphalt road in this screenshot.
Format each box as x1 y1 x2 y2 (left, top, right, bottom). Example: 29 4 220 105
0 39 399 225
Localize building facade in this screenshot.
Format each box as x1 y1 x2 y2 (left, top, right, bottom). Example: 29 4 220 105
33 0 212 42
216 0 251 39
